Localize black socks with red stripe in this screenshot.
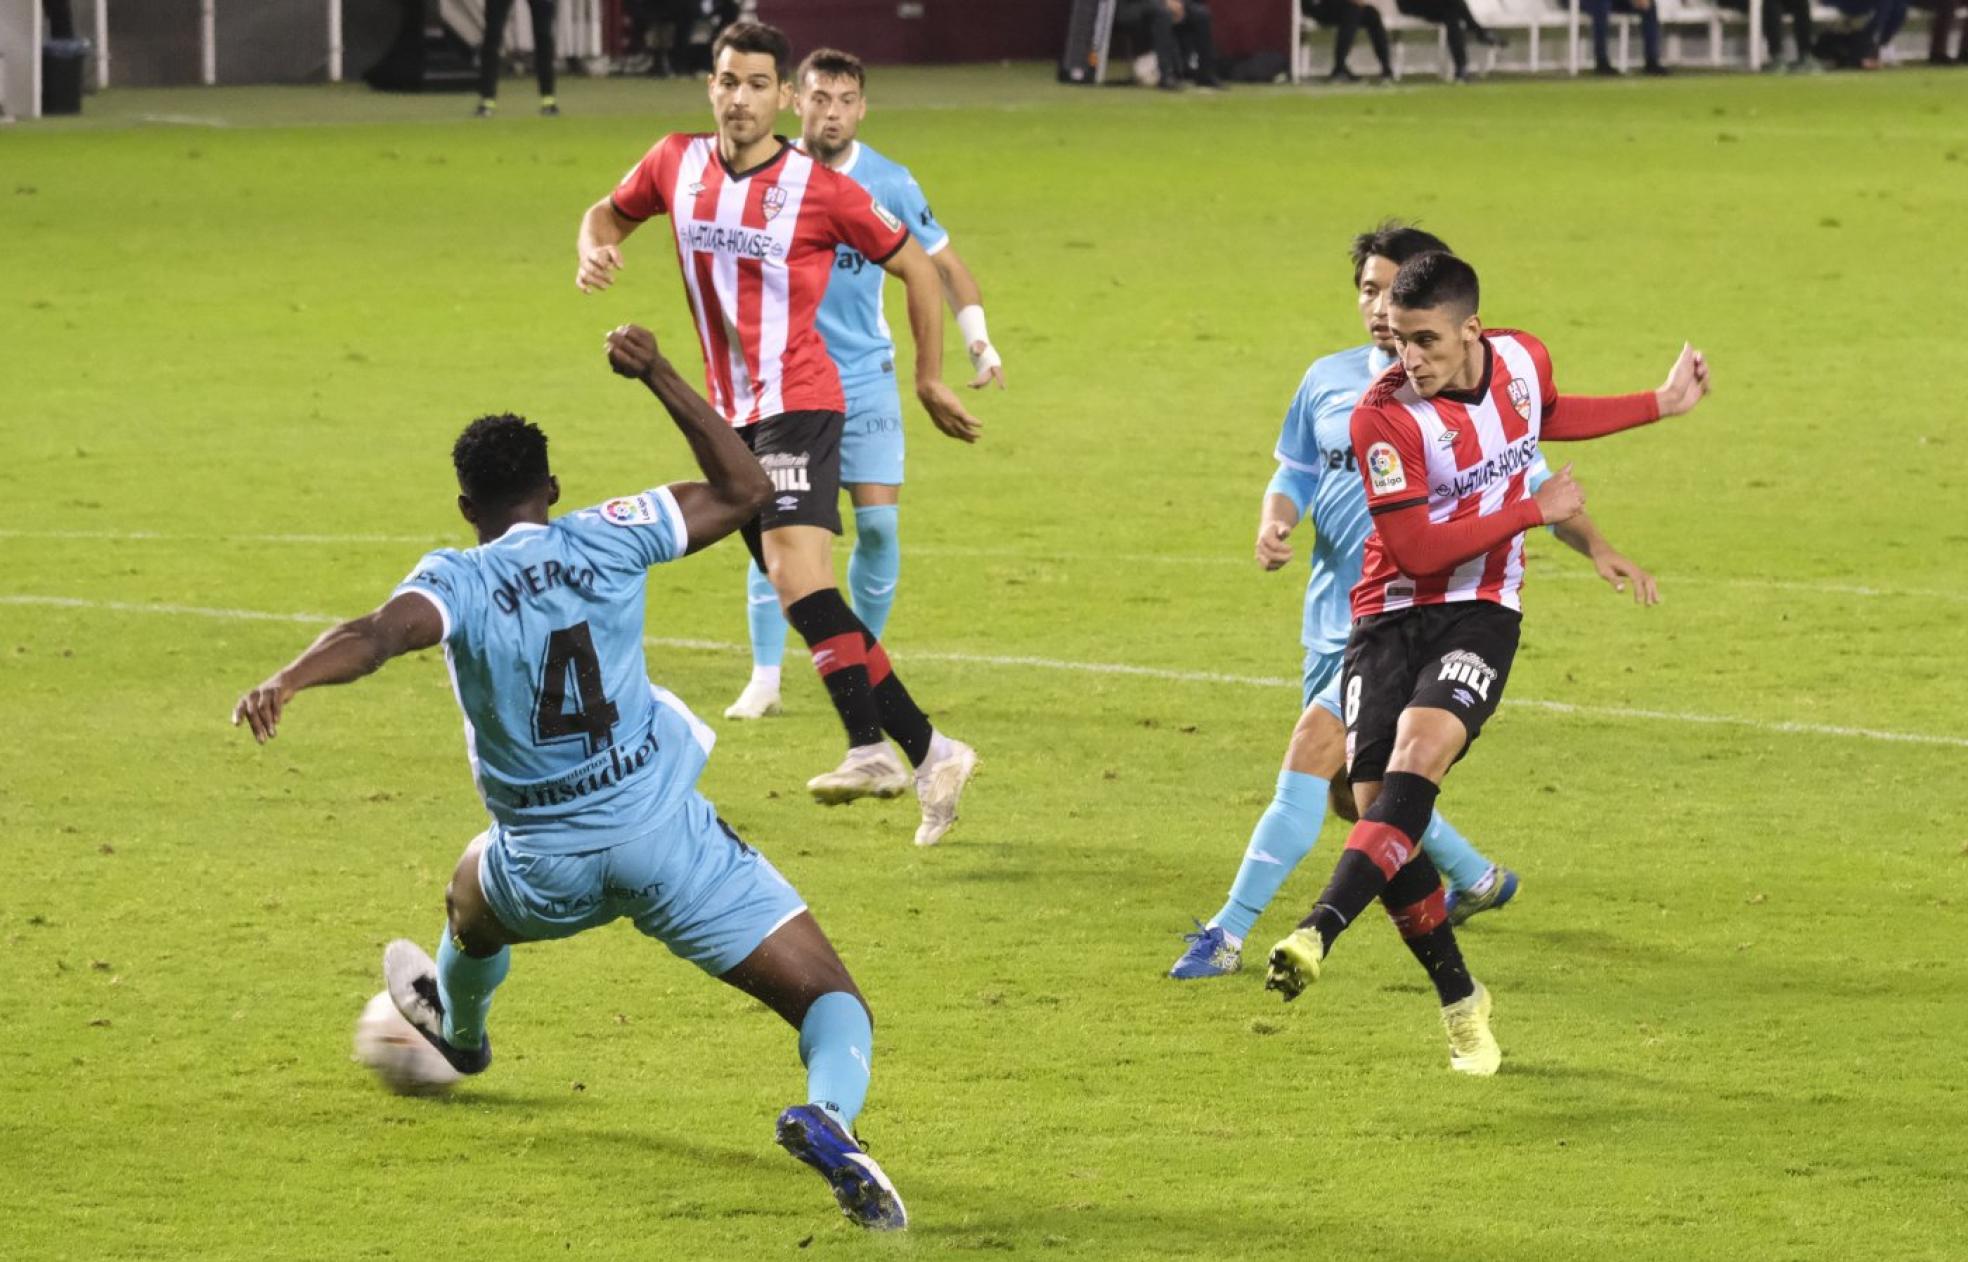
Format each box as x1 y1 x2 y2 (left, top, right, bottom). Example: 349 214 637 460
1383 854 1474 1006
1301 770 1441 948
788 590 884 749
786 589 934 765
860 633 933 767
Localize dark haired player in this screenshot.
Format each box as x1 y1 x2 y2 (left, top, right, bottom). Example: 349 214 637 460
1264 253 1711 1074
724 45 1005 724
573 22 982 846
1168 225 1657 981
231 325 910 1231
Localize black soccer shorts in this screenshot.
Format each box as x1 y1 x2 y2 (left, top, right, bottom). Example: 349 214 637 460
740 408 845 536
1339 601 1523 784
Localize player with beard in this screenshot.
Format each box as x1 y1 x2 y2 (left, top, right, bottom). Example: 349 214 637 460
575 23 983 846
723 46 1005 724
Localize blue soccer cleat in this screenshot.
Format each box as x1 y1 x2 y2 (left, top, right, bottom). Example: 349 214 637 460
1445 867 1519 927
775 1104 908 1231
1168 920 1242 980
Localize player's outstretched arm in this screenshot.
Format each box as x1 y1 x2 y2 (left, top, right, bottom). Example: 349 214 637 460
605 323 771 554
1550 509 1660 605
230 594 444 744
576 197 640 294
929 244 1004 391
881 238 982 443
1545 344 1711 440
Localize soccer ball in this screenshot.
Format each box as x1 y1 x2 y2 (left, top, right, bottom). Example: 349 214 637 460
352 989 460 1096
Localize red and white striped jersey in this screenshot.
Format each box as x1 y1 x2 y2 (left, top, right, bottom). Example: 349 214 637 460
1350 329 1558 617
610 134 909 427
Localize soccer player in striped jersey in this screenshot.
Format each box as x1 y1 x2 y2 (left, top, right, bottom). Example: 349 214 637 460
1169 223 1659 982
724 46 1005 724
573 22 982 846
231 325 907 1229
1265 252 1711 1075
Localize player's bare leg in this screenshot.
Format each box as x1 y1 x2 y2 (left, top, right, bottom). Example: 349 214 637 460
721 911 908 1231
383 835 523 1076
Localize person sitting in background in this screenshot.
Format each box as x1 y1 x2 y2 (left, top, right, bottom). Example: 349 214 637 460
1583 0 1669 74
1302 0 1397 81
1393 0 1505 83
1720 0 1815 70
1118 0 1225 88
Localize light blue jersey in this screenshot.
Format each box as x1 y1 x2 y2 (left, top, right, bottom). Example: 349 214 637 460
812 140 949 392
394 487 718 857
1270 345 1394 659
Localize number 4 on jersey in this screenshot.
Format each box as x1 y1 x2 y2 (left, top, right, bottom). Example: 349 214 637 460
534 622 620 755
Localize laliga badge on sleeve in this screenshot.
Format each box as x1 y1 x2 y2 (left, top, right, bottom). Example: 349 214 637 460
601 494 660 528
872 201 904 234
1367 442 1407 495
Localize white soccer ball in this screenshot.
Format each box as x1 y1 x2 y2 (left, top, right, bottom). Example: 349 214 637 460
352 989 460 1096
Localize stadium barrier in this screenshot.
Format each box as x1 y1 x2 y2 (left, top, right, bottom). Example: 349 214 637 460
64 0 604 89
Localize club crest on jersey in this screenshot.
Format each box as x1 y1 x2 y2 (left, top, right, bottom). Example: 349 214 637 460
600 494 660 528
872 201 904 233
1366 442 1406 495
761 185 787 222
1507 377 1533 421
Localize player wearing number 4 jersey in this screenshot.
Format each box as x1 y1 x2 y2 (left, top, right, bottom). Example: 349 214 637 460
230 325 908 1231
574 22 981 846
1263 251 1712 1075
1168 223 1658 984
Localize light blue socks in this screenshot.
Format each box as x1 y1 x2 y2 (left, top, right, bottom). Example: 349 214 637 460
799 991 873 1131
745 558 788 670
1214 769 1330 942
1419 810 1493 894
435 931 510 1049
846 504 900 639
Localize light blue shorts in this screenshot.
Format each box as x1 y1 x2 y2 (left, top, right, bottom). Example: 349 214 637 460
839 377 905 486
477 790 806 976
1303 646 1345 719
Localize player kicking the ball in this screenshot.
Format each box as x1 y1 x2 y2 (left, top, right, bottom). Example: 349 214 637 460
1263 252 1710 1075
574 22 981 845
1168 223 1658 981
231 325 908 1231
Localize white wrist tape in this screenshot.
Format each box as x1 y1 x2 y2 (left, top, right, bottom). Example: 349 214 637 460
955 304 991 352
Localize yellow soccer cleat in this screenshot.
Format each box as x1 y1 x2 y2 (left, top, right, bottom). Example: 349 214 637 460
1440 982 1502 1076
1264 928 1325 1001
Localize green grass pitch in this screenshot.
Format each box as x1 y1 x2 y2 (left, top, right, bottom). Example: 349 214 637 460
3 65 1967 1259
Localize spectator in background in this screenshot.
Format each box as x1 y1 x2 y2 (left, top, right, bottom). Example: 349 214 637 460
1393 0 1504 83
1303 0 1396 81
1118 0 1225 88
1921 0 1967 62
1583 0 1668 74
630 0 740 77
1721 0 1815 71
478 0 559 117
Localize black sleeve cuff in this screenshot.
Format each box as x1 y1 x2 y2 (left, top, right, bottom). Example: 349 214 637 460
867 234 906 267
609 195 650 224
1369 497 1428 517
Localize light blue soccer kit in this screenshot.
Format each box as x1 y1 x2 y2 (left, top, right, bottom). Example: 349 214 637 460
745 141 950 662
395 490 877 1129
396 489 805 972
1208 346 1516 946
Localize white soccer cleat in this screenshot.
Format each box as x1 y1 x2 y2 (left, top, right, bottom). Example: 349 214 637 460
807 743 911 805
723 679 783 720
912 739 979 847
1441 981 1502 1076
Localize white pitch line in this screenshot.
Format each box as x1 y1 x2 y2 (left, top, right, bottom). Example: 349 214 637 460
3 529 1961 604
15 595 1947 750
